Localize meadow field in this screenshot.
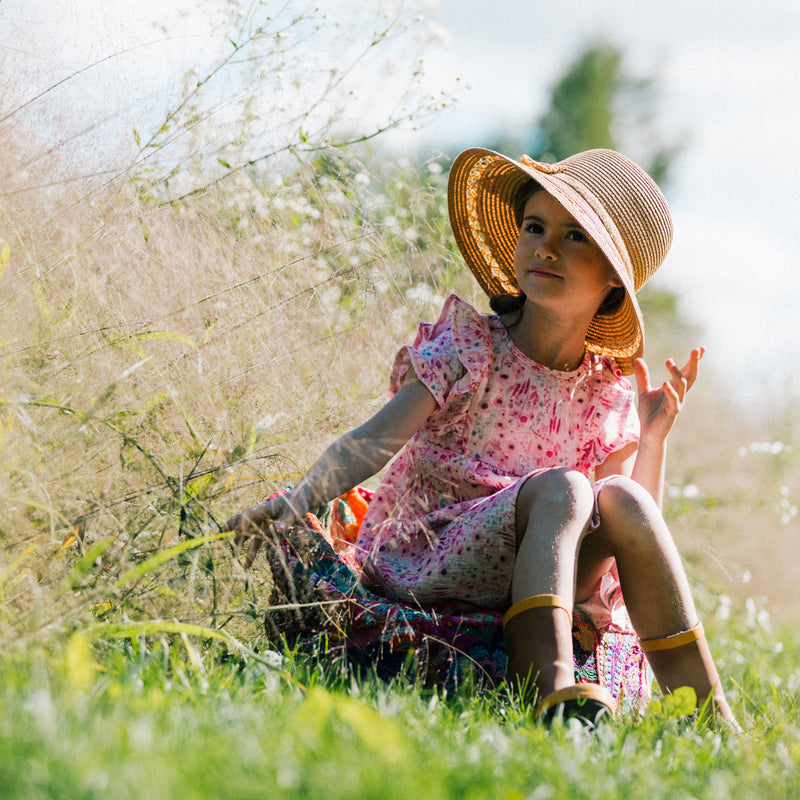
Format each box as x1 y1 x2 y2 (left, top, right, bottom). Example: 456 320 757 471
1 102 799 798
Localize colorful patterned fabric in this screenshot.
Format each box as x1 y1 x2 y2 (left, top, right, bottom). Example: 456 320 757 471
262 510 652 715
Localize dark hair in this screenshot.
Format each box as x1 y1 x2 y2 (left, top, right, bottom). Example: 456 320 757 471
489 292 526 316
513 179 541 228
487 180 543 322
491 286 625 317
596 286 626 316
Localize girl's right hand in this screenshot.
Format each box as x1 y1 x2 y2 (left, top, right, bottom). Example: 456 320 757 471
223 493 306 568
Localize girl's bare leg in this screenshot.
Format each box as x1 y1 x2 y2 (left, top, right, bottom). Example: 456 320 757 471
577 476 735 723
576 476 697 639
513 468 595 604
507 468 595 696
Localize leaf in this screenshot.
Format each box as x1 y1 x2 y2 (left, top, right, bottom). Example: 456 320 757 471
79 359 149 426
0 543 38 595
0 240 10 275
183 472 215 501
84 620 302 688
55 537 116 597
65 632 103 692
217 158 231 169
297 689 409 763
651 686 698 719
113 529 234 589
126 330 198 352
87 619 232 644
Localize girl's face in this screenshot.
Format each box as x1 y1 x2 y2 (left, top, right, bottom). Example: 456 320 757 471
513 191 621 315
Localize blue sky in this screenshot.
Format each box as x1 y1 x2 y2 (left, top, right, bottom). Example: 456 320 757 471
2 0 798 401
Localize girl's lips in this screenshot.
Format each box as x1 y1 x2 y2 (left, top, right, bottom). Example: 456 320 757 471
529 267 560 278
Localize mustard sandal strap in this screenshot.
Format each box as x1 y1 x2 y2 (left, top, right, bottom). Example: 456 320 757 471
639 621 705 652
535 683 617 727
535 683 617 718
503 594 572 629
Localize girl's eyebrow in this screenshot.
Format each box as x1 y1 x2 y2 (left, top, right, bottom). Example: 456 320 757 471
522 213 585 230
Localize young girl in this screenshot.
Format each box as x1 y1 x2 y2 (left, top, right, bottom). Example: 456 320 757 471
226 147 737 726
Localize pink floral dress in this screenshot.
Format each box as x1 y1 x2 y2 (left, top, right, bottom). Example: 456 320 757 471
356 295 639 629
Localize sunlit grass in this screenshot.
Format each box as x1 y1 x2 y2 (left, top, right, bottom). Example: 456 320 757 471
1 609 798 800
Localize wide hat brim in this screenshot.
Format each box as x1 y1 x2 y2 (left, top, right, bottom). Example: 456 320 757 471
447 148 673 375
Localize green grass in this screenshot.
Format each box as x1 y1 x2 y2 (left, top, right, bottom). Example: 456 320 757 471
1 609 798 800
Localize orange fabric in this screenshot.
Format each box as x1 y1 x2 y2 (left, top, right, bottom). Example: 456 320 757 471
330 486 374 545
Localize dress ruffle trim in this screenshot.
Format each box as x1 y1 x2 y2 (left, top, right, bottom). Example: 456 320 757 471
390 294 492 407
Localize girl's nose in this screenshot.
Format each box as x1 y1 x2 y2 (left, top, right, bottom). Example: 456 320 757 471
535 235 558 260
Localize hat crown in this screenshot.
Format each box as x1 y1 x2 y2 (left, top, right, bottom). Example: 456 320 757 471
548 149 672 289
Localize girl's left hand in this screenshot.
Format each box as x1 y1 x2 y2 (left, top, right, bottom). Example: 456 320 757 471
634 347 704 442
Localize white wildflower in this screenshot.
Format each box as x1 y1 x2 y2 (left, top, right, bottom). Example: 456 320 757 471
254 413 289 435
742 441 793 456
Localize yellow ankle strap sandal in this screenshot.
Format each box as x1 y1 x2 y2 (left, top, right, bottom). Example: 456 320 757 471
502 594 572 627
503 594 617 728
639 622 704 652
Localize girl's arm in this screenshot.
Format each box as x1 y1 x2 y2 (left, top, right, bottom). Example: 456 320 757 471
225 370 438 565
595 348 704 507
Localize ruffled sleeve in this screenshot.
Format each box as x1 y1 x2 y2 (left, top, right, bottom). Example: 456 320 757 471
389 295 491 407
584 357 640 467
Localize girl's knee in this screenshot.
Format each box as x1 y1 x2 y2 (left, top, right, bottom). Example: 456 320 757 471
595 476 669 554
516 468 594 531
597 475 658 520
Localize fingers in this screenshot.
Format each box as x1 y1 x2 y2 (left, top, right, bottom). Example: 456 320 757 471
230 504 296 565
635 348 705 400
633 357 651 395
234 518 275 565
245 536 262 569
662 346 705 415
668 346 705 399
665 358 687 402
688 346 705 387
661 374 681 414
225 504 268 559
223 513 240 533
224 494 301 567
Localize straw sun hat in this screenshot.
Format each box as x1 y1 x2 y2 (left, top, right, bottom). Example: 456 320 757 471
447 148 673 375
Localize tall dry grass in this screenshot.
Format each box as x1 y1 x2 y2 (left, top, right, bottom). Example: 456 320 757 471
1 118 797 656
0 124 481 646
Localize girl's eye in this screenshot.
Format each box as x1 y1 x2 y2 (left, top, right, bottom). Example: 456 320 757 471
566 229 588 242
524 222 544 234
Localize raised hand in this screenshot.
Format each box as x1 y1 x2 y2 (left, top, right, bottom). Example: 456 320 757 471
634 347 704 443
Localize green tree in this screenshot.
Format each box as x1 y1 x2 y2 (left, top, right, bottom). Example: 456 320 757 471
485 41 677 188
532 41 677 186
